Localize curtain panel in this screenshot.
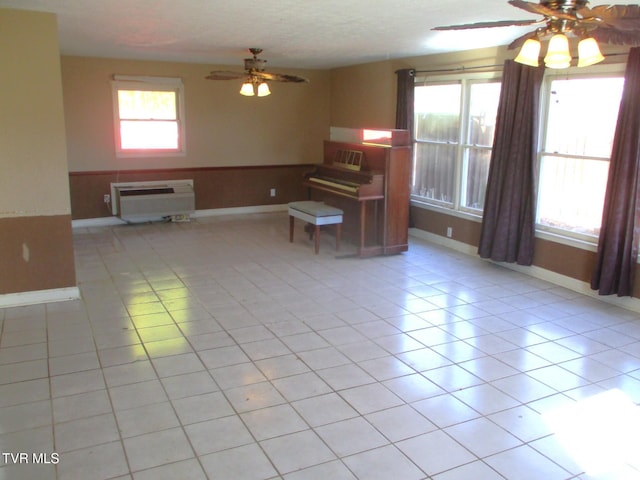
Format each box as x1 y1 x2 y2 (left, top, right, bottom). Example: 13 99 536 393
395 68 415 135
396 68 415 226
591 47 640 297
478 60 544 265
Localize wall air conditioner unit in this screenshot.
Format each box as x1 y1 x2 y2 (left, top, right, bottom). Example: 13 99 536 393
111 180 195 222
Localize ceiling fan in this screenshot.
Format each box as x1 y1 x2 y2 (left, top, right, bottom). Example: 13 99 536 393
433 1 640 68
206 48 309 96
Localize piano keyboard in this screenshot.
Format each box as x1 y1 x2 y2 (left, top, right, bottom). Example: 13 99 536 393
307 176 359 193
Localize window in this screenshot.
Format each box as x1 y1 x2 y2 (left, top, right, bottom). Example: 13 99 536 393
413 78 501 213
111 76 185 156
536 76 624 238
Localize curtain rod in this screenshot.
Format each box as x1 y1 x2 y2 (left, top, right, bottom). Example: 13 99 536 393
412 64 503 74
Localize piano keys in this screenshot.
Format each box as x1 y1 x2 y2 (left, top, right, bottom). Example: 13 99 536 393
303 129 412 257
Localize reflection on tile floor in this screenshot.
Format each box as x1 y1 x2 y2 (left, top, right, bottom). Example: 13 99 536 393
1 212 640 479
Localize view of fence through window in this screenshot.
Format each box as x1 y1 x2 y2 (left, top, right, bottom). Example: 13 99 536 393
117 90 179 150
413 74 624 240
463 82 501 210
413 81 500 211
537 76 624 237
413 83 461 204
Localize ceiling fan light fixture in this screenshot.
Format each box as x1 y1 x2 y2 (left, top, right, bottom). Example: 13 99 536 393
577 37 605 67
514 38 541 67
257 82 271 97
239 81 255 96
544 34 572 69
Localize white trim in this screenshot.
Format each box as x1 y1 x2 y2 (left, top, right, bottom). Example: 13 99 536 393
411 199 482 223
0 287 80 309
409 228 640 314
72 216 127 228
113 75 183 86
409 228 478 255
535 229 598 252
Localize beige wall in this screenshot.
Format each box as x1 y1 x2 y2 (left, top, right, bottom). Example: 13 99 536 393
329 46 513 130
62 56 331 172
328 43 628 129
0 8 76 295
1 9 71 216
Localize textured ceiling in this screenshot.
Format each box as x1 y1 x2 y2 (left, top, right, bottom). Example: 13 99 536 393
0 0 537 69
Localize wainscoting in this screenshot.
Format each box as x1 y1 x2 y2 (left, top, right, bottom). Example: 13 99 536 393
68 165 313 220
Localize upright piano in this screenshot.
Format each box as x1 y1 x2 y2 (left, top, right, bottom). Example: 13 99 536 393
303 128 412 257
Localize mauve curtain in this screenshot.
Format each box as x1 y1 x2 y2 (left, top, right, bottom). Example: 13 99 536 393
396 68 415 226
591 47 640 296
478 60 545 265
395 68 415 134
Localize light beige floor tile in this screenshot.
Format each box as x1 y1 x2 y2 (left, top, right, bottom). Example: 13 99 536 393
123 427 194 472
366 404 437 442
132 458 207 480
342 444 425 480
200 444 278 480
184 416 253 456
3 215 639 479
54 413 120 452
241 404 308 441
260 430 336 475
397 430 477 476
171 391 235 425
115 401 180 438
316 416 388 457
484 444 572 480
56 440 129 480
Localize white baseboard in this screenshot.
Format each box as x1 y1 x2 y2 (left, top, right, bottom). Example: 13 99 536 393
409 228 640 314
72 204 289 228
72 216 126 228
409 228 478 256
0 287 80 309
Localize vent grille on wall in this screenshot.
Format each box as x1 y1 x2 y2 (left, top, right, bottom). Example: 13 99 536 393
111 180 195 222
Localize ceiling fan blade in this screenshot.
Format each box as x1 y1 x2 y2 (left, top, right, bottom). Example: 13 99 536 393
433 19 539 30
578 4 640 31
591 25 640 45
252 72 309 83
205 71 245 80
508 0 577 21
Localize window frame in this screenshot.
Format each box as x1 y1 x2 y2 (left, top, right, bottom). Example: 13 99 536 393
412 71 502 216
111 75 186 158
411 63 629 253
535 67 626 244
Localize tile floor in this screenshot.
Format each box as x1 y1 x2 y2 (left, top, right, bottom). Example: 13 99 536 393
1 212 640 480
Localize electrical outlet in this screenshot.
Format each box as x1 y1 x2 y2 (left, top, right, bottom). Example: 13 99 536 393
103 194 110 203
270 188 276 197
446 227 453 238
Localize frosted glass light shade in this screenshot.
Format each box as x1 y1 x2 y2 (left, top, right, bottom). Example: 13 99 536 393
515 39 541 67
239 82 255 96
257 82 271 97
578 38 605 67
545 34 572 69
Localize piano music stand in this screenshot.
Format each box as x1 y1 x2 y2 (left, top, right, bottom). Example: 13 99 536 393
288 201 343 254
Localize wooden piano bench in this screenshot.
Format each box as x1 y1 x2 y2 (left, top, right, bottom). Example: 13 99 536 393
288 201 343 254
